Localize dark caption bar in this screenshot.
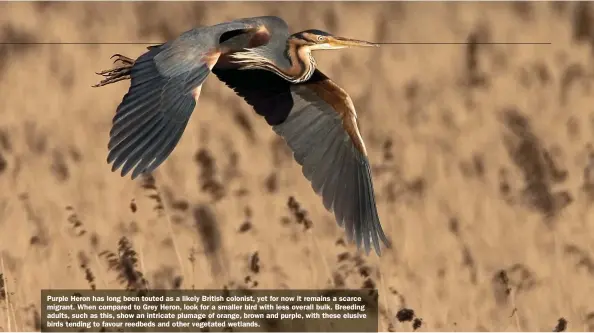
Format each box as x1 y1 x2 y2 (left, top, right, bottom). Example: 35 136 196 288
41 289 378 332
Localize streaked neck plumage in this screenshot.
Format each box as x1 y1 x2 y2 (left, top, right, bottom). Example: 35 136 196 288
229 40 317 84
280 41 317 83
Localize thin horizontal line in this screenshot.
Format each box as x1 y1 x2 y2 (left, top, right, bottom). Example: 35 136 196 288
1 0 479 1
375 42 551 45
0 42 552 45
0 42 162 45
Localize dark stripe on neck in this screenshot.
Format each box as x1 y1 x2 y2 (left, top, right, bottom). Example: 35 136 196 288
244 41 315 83
287 42 306 80
282 41 313 83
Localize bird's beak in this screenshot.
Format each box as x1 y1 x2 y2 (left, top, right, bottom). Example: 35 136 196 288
329 36 379 48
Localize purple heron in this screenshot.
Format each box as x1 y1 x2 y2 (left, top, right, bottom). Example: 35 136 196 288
93 16 390 256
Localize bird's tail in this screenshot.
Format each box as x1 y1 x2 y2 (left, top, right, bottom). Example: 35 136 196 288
93 53 137 87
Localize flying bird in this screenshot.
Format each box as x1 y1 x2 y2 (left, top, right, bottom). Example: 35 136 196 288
93 16 390 255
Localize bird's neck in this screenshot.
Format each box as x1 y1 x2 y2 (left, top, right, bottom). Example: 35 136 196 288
228 41 317 83
281 41 317 83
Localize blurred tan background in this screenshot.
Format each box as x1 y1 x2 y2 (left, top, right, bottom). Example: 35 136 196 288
0 1 593 331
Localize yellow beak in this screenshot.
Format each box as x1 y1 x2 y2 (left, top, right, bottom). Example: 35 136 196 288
329 36 379 48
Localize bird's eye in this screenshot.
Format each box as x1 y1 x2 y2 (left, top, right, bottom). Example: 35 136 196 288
317 36 325 42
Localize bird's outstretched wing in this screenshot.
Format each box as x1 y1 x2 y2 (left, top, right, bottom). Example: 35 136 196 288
107 18 272 179
212 67 390 255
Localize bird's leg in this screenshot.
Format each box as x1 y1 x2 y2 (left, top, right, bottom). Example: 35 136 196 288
92 54 135 88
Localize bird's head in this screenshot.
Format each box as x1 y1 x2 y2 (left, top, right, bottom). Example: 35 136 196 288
290 29 378 50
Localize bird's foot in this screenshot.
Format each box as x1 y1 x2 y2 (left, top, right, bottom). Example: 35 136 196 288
92 54 135 87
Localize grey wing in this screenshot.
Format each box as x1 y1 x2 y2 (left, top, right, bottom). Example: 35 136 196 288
107 19 266 179
211 67 390 255
273 85 390 255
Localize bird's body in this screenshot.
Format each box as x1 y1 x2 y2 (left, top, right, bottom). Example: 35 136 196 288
94 16 390 256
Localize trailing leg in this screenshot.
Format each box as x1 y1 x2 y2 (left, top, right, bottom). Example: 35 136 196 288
93 54 135 87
